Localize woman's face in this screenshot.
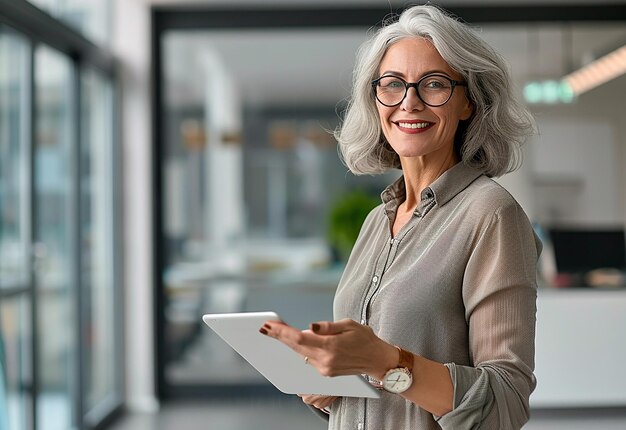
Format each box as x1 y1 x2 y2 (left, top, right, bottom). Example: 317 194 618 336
376 38 473 164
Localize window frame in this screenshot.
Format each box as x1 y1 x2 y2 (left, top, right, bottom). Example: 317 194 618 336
0 1 122 429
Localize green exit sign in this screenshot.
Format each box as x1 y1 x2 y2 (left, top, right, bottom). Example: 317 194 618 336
523 81 575 104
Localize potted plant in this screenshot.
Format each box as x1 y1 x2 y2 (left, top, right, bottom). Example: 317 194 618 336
327 191 379 262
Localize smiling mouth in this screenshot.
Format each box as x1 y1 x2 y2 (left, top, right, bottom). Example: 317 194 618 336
395 121 433 130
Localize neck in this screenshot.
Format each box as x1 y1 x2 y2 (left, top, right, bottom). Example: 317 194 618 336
399 151 458 210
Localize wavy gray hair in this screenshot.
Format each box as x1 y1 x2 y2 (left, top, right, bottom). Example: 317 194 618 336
335 4 535 178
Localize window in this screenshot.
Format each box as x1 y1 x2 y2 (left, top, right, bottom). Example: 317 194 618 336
0 25 31 430
80 68 117 417
0 26 30 296
0 1 120 428
34 45 75 430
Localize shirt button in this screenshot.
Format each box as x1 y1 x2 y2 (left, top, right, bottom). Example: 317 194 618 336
358 424 364 430
372 275 379 283
360 319 366 325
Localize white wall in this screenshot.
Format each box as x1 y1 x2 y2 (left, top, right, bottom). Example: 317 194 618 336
112 0 159 413
533 119 618 224
487 76 626 228
529 74 626 227
495 142 536 220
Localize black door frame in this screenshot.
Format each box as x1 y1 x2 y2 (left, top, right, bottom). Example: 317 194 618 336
151 2 626 400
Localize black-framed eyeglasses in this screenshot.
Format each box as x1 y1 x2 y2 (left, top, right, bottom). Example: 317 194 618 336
371 74 468 107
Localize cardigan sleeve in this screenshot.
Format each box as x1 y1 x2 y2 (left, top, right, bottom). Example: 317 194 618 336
436 200 542 430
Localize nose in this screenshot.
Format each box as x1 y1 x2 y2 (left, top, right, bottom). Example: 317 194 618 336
401 86 425 111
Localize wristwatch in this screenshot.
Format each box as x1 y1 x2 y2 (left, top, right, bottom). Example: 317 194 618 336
382 346 414 394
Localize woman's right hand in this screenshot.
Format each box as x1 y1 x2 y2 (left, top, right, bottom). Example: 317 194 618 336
297 394 338 412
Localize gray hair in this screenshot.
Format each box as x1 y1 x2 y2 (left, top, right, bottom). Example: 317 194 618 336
336 4 535 178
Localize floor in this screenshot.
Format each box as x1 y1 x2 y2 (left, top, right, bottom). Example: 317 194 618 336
106 397 626 430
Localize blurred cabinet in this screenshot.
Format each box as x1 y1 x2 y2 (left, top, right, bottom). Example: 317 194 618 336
532 288 626 407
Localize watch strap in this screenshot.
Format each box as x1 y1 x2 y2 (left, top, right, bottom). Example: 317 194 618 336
396 346 414 371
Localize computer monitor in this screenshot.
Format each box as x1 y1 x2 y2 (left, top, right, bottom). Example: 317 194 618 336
548 228 626 273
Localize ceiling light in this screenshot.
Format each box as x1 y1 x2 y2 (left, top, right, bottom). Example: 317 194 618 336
562 44 626 96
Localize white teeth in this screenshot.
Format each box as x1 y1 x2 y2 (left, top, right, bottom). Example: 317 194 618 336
398 122 430 129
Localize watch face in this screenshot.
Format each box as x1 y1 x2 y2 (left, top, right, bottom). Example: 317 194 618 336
383 369 412 393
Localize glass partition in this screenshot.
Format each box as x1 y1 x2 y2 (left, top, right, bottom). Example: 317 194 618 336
160 29 396 389
159 21 626 393
0 296 31 430
0 25 31 430
34 45 76 430
0 26 30 292
1 4 120 429
80 68 117 414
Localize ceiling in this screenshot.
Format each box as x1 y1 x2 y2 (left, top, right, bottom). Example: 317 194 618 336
155 0 626 109
163 20 626 109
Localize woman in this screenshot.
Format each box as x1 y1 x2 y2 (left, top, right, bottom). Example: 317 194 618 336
260 4 541 429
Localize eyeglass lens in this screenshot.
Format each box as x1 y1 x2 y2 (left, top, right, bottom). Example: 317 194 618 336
374 75 456 107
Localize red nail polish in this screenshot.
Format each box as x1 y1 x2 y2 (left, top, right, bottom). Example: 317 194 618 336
259 328 268 335
311 323 320 332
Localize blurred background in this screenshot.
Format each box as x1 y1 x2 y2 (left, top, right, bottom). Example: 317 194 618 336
1 1 626 429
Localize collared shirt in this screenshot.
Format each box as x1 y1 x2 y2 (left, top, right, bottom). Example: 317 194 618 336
329 162 542 430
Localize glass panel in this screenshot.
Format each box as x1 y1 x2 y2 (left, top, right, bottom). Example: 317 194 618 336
0 296 31 430
0 26 30 290
161 29 391 387
27 0 110 46
80 68 117 413
34 45 75 430
159 23 626 392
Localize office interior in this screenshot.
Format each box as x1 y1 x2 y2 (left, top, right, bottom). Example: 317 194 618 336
1 0 626 429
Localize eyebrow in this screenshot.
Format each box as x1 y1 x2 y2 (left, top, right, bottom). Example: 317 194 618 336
379 69 453 79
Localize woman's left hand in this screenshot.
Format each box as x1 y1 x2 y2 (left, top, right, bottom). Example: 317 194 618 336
298 394 338 411
260 318 397 379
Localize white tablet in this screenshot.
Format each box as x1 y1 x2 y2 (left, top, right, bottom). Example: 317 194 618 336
202 311 380 398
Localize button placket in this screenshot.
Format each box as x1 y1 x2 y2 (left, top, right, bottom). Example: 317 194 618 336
360 233 394 326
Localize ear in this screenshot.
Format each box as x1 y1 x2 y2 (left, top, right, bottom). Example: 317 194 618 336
460 97 474 121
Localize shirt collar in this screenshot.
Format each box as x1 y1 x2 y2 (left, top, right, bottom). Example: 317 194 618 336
381 162 483 208
428 162 484 206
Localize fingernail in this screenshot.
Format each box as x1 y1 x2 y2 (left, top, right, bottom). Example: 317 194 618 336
259 328 268 335
263 324 271 330
311 323 320 332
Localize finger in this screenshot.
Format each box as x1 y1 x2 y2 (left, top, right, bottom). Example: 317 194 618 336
262 320 324 351
299 394 337 409
315 396 338 409
300 394 325 401
259 319 285 335
298 394 319 403
310 318 357 335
